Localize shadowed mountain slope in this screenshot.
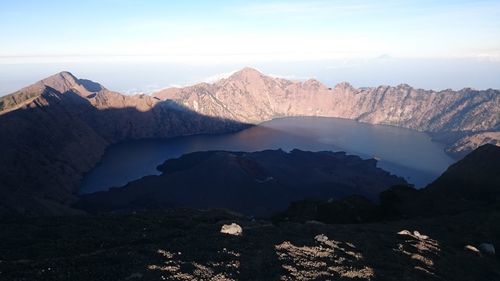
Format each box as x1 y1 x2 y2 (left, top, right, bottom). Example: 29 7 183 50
379 144 500 218
426 143 500 199
276 144 500 224
0 73 246 216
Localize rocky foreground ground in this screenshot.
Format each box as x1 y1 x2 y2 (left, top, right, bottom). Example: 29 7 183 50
1 208 498 281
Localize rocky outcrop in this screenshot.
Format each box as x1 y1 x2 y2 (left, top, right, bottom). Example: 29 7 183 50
77 149 407 216
153 67 500 155
0 73 246 216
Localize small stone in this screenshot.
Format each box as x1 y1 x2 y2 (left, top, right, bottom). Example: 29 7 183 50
464 245 481 256
397 230 412 236
220 223 243 236
478 243 495 256
413 231 429 240
314 234 329 243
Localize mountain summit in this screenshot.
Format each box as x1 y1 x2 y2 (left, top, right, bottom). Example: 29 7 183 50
39 71 80 92
228 67 264 80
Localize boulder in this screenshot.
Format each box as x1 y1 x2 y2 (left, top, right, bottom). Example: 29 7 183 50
413 231 429 240
464 245 481 256
220 223 243 236
314 234 329 243
479 243 495 256
397 230 412 236
397 230 429 240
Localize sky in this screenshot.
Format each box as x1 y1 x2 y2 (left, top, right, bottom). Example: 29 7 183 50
1 0 500 94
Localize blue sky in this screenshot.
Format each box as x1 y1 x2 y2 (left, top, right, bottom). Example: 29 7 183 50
1 0 499 62
1 0 500 94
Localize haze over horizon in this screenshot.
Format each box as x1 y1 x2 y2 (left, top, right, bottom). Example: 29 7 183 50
1 0 500 94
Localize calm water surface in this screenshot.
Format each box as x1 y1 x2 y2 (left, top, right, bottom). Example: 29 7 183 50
80 117 456 194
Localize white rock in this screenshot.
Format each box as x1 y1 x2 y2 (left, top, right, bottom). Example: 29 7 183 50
413 231 429 240
220 223 243 236
314 234 329 243
397 230 429 240
479 243 495 256
397 230 412 236
464 245 481 256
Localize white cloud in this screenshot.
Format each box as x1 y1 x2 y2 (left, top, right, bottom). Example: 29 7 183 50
467 51 500 61
202 70 238 83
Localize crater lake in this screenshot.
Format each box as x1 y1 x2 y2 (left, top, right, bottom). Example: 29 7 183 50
80 117 456 194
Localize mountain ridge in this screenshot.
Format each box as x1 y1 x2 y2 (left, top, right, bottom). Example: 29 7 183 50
0 73 246 216
152 67 500 156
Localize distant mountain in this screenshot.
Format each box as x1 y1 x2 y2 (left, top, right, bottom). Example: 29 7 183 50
77 149 407 216
153 67 500 156
0 72 244 216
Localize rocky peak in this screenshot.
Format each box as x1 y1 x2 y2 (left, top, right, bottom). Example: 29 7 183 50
397 83 412 89
228 67 264 82
1 71 105 114
38 71 106 97
39 71 80 93
334 81 355 92
302 78 320 86
302 79 328 91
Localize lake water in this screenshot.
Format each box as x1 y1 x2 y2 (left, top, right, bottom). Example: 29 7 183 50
80 117 456 194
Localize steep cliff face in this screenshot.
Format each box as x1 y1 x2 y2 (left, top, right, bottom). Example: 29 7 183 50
446 132 500 156
153 67 500 154
0 73 245 216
